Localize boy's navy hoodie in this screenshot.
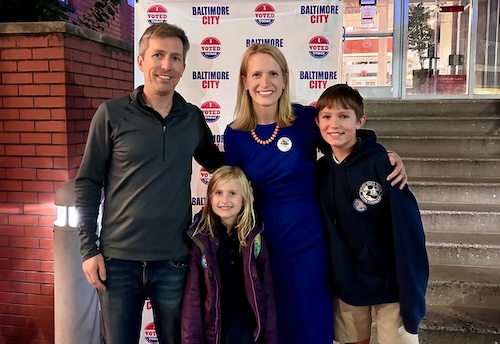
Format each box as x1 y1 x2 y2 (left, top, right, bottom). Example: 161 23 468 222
316 129 429 334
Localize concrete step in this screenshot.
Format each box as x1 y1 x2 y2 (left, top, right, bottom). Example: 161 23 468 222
365 99 499 117
361 99 500 344
420 203 500 234
405 157 500 179
410 178 500 205
365 117 500 136
427 265 500 307
420 306 500 343
379 136 500 156
426 232 500 267
420 329 500 344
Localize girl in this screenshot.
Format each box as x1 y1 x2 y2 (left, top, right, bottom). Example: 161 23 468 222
181 165 277 344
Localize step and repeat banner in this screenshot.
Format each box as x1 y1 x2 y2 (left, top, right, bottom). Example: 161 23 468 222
134 1 342 342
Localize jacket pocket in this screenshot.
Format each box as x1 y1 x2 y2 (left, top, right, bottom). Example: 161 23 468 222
351 242 389 291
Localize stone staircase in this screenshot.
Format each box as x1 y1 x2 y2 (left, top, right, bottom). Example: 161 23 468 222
364 100 500 343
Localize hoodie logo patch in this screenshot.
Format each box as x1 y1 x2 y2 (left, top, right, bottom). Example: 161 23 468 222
253 234 262 258
201 254 208 268
359 181 382 205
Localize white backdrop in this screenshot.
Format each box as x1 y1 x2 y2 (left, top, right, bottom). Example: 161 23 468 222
134 1 343 342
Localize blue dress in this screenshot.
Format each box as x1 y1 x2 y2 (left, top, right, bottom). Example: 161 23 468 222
224 104 333 344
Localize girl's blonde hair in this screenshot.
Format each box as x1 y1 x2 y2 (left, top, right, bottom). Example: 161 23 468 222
193 166 256 247
231 43 296 131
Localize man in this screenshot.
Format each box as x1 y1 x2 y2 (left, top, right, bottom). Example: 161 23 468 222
75 23 224 344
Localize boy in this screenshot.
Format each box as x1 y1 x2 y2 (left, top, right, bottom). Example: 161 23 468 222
315 84 429 344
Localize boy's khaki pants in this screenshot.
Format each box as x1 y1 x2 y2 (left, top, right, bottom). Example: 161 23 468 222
334 297 420 344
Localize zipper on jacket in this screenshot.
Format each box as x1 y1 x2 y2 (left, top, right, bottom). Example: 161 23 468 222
162 125 166 162
214 239 221 344
248 235 262 341
215 274 221 344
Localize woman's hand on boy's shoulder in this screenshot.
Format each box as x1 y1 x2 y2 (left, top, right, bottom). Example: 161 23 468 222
387 151 407 190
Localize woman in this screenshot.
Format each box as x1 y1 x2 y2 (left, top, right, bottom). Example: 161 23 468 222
223 43 406 344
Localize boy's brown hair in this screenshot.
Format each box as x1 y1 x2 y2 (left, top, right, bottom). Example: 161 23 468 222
315 84 365 120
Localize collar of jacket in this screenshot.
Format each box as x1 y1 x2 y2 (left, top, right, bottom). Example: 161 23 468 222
321 128 378 164
130 85 188 118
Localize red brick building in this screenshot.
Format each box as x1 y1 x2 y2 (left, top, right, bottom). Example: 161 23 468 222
0 2 134 343
66 0 134 44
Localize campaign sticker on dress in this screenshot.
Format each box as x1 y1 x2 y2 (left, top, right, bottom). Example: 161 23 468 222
277 137 292 152
353 198 367 212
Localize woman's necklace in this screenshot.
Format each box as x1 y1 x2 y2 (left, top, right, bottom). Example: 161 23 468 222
251 123 280 145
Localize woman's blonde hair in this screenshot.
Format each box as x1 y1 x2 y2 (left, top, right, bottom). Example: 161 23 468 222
193 166 256 247
232 43 296 131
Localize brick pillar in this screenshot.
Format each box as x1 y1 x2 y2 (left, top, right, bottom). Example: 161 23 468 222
0 22 133 344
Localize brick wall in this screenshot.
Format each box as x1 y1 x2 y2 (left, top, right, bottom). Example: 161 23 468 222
66 0 134 43
0 22 133 344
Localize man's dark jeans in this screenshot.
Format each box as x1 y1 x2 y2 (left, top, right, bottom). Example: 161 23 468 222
98 257 188 344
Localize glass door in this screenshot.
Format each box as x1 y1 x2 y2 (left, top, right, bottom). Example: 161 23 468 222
342 0 404 98
343 0 499 98
474 0 500 96
406 0 471 97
